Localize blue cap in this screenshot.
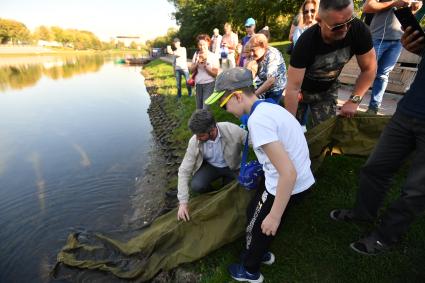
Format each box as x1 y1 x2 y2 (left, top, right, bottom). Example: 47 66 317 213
245 18 255 27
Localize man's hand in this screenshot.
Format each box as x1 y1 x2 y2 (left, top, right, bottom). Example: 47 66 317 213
261 213 281 236
393 0 410 9
340 101 359 118
401 27 425 55
177 203 190 221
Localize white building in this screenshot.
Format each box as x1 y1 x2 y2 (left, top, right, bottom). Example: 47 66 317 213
114 36 144 47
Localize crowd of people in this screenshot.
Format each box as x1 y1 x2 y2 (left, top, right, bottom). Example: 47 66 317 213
166 0 425 281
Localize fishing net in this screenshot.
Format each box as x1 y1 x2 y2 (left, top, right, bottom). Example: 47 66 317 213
54 114 391 281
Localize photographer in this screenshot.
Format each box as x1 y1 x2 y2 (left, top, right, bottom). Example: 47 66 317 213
190 34 219 109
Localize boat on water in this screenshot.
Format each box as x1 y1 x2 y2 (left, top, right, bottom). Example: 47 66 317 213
114 58 126 64
125 57 150 65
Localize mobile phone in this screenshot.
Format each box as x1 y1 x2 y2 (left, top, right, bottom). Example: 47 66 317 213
393 7 425 37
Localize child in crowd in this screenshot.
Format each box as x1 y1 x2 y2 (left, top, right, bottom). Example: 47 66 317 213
205 67 315 283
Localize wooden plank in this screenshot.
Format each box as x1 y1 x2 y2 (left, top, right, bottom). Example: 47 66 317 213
338 48 420 94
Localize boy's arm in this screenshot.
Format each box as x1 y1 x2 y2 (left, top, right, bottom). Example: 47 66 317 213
260 141 297 236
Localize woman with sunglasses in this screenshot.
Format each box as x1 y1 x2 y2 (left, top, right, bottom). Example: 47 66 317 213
293 0 319 45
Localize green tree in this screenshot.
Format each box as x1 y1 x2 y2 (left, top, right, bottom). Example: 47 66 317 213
147 27 177 48
0 18 31 44
167 0 365 47
129 41 138 49
50 26 65 45
34 25 53 41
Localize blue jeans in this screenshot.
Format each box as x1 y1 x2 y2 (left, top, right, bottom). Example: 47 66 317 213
369 39 402 110
175 69 192 97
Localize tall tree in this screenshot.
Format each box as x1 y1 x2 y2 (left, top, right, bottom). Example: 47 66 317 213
0 18 31 44
34 25 52 41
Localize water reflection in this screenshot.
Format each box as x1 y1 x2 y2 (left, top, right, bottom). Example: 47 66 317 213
0 55 152 282
0 55 105 91
72 142 92 168
28 152 46 213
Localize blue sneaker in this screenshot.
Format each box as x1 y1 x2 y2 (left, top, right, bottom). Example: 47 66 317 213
261 251 275 265
228 263 264 283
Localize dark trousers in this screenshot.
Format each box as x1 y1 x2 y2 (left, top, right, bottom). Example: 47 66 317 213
243 180 308 273
195 81 215 110
353 110 425 244
190 161 235 193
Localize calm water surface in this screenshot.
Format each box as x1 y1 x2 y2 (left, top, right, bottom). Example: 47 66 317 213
0 55 153 282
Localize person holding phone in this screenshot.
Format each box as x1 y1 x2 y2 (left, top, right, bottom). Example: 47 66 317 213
167 38 192 98
190 34 219 109
363 0 422 114
330 26 425 255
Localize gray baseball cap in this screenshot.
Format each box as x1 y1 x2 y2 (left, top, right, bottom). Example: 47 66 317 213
205 67 254 105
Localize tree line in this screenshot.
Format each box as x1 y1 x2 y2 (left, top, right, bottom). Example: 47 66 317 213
0 18 145 51
146 0 365 49
165 0 304 47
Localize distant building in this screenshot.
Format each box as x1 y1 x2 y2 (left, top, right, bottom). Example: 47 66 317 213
114 36 144 48
37 40 62 47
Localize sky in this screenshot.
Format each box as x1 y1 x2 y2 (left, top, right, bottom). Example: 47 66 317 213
0 0 178 42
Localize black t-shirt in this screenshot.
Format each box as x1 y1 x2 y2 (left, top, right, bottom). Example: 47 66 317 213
290 18 373 92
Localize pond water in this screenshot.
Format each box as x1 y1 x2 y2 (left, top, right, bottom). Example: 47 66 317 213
0 55 153 282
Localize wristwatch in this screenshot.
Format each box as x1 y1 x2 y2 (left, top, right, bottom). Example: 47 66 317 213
349 95 362 104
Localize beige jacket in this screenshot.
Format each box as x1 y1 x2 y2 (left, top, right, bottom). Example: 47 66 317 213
177 122 247 203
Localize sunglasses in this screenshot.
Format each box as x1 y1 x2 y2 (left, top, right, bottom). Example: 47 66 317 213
220 91 241 110
303 9 315 15
324 16 355 32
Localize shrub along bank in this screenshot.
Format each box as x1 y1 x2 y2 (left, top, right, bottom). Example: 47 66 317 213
142 59 425 283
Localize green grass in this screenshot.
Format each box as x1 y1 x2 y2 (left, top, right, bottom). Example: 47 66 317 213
143 59 425 283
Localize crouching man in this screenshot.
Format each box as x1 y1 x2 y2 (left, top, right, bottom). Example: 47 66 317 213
177 109 247 221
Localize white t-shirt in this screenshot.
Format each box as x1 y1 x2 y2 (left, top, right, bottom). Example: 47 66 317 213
202 128 228 168
248 102 315 196
173 47 188 71
192 51 219 85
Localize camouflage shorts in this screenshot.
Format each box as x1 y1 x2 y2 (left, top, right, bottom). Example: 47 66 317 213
297 82 339 127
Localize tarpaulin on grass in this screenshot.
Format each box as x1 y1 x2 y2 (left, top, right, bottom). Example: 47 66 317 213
54 114 391 281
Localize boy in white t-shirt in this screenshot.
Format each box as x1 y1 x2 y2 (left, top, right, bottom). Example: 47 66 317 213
205 67 315 283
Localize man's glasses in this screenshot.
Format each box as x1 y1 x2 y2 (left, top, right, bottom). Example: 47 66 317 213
324 16 355 32
303 9 315 15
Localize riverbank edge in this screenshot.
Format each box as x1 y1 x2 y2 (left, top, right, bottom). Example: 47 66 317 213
137 62 203 282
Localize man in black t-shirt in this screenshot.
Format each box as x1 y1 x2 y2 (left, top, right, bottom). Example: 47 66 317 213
285 0 377 127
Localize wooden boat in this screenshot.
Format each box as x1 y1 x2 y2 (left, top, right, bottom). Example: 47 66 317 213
125 57 150 65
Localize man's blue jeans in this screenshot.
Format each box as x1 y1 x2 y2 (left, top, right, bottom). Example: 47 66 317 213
175 69 192 98
369 39 402 110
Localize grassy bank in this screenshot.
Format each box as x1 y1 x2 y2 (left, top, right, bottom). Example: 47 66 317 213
142 59 425 283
